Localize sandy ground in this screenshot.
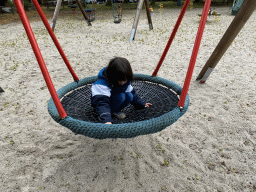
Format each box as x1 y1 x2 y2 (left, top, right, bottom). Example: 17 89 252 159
0 6 256 192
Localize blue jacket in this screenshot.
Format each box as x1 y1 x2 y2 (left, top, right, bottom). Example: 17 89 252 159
91 68 146 123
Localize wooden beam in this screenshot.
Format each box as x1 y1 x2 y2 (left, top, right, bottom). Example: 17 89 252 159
196 0 256 83
129 0 145 42
144 0 153 30
51 0 63 31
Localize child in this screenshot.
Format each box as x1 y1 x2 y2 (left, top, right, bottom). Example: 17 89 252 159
91 57 152 124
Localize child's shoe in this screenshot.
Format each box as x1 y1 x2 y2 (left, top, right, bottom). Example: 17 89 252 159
113 112 126 119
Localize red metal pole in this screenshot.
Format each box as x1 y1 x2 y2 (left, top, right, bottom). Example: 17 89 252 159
31 0 79 82
178 0 212 108
14 0 67 119
152 0 190 76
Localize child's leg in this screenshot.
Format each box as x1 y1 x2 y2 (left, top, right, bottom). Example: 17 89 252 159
119 92 133 112
110 92 133 113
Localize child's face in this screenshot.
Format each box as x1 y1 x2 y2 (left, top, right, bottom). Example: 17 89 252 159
118 80 127 85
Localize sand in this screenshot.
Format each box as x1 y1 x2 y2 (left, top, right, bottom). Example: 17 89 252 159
0 6 256 192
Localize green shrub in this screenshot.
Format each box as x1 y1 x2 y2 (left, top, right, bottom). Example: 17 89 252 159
5 0 15 14
150 0 156 6
106 0 112 7
81 0 85 8
23 0 31 11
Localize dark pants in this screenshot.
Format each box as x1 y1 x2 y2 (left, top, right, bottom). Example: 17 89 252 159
110 92 133 113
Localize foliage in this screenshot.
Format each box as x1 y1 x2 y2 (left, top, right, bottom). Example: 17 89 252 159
23 0 32 11
105 0 112 7
80 0 85 8
150 0 156 6
5 0 15 14
105 0 129 7
5 0 14 7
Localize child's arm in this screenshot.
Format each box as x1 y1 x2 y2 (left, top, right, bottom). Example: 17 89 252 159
125 83 152 109
130 89 148 109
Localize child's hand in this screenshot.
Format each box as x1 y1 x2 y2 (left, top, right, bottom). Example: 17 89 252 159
105 122 112 124
145 103 152 108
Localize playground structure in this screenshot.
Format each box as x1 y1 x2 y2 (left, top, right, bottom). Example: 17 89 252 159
12 0 256 139
231 0 244 15
51 0 92 32
84 0 96 22
44 0 65 10
197 0 256 83
189 2 193 9
129 0 153 42
13 0 212 139
198 7 221 22
159 3 163 13
112 0 124 23
67 4 78 14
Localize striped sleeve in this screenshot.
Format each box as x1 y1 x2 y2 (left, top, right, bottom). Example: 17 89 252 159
125 84 133 93
91 84 111 97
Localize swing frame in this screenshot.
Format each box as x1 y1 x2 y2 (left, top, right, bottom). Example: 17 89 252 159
13 0 211 139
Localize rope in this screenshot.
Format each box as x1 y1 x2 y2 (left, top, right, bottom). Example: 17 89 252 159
61 80 180 124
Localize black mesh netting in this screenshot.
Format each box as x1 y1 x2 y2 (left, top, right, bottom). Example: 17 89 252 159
60 80 179 124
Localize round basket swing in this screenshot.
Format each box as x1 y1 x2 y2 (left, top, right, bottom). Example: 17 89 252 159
14 0 211 139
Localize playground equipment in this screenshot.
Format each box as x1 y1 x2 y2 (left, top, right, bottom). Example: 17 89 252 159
67 4 78 14
112 0 124 23
51 0 92 31
189 2 193 9
231 0 244 15
14 0 211 139
159 4 163 13
177 0 181 6
149 6 153 17
84 0 96 22
198 8 221 22
197 0 256 83
129 0 153 42
51 0 63 31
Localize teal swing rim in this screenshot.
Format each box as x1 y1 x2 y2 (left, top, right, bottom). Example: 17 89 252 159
48 73 190 139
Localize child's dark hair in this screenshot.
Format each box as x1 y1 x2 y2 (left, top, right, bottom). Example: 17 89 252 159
105 57 134 86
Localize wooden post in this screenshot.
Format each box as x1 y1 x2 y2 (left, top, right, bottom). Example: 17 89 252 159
196 0 256 83
75 0 92 26
129 0 144 42
51 0 63 31
144 0 153 30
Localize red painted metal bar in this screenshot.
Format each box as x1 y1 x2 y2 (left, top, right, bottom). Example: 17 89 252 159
178 0 212 107
152 0 190 76
14 0 67 119
31 0 79 82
